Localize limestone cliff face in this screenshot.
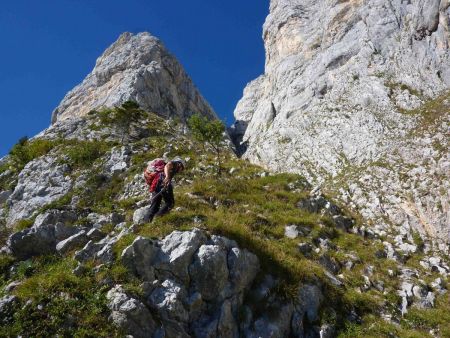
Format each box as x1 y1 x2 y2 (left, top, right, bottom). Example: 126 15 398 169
51 32 216 124
232 0 450 248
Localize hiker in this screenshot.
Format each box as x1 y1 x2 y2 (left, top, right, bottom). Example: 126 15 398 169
144 157 185 221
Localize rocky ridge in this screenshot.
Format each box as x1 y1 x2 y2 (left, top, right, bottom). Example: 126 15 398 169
231 0 450 249
51 32 216 124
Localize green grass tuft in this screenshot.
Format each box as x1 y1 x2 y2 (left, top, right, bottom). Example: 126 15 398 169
1 256 121 337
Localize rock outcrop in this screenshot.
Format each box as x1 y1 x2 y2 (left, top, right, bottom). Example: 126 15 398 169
6 155 72 226
232 0 450 247
51 32 216 124
112 228 327 337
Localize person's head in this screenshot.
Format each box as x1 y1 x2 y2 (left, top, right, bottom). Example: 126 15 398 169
172 157 185 173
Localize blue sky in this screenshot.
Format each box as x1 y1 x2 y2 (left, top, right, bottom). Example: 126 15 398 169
0 0 269 156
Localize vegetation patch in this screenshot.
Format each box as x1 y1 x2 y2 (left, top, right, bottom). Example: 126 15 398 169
1 256 120 337
76 173 125 213
402 91 450 133
64 139 112 169
8 137 60 173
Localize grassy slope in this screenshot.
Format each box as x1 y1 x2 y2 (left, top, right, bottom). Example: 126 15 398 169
0 105 449 337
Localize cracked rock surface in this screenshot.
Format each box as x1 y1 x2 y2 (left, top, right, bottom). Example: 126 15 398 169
231 0 450 247
51 32 216 124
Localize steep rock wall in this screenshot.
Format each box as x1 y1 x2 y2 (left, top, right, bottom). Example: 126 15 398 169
232 0 450 248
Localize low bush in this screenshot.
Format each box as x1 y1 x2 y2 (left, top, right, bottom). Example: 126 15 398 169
1 256 120 337
65 140 111 168
9 137 59 173
77 173 124 213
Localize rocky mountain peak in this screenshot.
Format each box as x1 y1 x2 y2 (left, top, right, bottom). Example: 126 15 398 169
232 0 450 248
51 32 216 124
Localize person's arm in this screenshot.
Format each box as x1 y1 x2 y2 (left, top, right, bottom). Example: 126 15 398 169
163 161 175 187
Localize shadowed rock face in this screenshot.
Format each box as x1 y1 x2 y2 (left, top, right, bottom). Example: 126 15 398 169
232 0 450 247
51 32 216 124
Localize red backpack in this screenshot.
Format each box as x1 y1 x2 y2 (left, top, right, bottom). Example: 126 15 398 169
144 158 166 192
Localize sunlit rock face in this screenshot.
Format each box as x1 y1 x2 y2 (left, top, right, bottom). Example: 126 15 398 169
51 32 216 124
232 0 450 248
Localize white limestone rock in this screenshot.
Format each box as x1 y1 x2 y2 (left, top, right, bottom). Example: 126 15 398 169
159 228 207 283
104 146 130 175
121 236 161 282
284 225 299 239
107 285 156 337
189 244 229 302
56 230 89 255
232 0 450 246
6 155 72 226
132 205 153 225
7 225 56 260
227 247 260 293
51 32 216 124
148 279 189 323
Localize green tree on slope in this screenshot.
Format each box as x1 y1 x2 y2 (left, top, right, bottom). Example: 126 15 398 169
188 113 225 174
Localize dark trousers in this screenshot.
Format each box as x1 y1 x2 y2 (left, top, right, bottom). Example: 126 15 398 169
148 184 174 221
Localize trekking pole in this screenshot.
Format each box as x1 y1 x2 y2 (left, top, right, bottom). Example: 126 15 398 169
150 187 167 204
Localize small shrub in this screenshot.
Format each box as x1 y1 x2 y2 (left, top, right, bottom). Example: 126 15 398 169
96 101 146 143
188 113 225 174
0 254 15 279
9 137 59 172
13 218 35 232
77 173 124 213
0 161 8 175
65 140 110 168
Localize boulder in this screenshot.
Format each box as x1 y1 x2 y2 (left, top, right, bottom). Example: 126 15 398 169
210 235 238 250
121 237 161 282
107 285 156 338
148 279 189 323
74 240 105 262
54 223 81 241
159 228 207 283
133 205 153 225
227 247 259 293
33 210 77 228
104 146 130 175
86 228 106 241
189 245 229 302
8 225 56 260
86 212 124 226
96 242 115 265
56 230 89 255
6 155 72 226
